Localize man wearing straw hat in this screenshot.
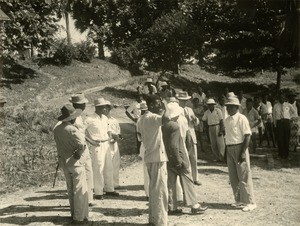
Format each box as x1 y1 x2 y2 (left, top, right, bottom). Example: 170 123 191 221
138 77 158 95
224 96 256 212
177 91 201 186
85 98 119 200
202 98 225 161
69 93 95 206
163 102 207 215
53 104 89 224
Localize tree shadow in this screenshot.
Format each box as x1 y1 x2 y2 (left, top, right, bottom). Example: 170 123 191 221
92 207 147 217
24 193 68 202
101 87 137 100
198 168 228 175
0 215 70 225
103 194 147 202
35 189 67 194
202 202 237 210
118 185 144 191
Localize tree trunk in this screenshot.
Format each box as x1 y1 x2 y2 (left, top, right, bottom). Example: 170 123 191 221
98 40 105 59
65 11 71 46
276 68 282 91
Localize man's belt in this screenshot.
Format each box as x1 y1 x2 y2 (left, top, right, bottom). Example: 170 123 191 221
226 143 242 147
208 123 219 127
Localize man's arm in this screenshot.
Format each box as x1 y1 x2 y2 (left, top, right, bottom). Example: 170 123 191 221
125 110 138 122
161 99 170 124
239 134 251 164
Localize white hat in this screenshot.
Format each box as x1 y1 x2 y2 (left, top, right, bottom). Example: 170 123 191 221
167 102 183 118
94 98 111 106
160 81 168 86
69 93 89 104
168 97 179 103
226 92 237 98
176 91 191 100
225 97 240 106
206 98 216 105
146 78 154 83
139 101 148 110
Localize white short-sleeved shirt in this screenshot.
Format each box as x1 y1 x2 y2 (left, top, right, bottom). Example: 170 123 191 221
85 113 111 141
273 102 297 121
136 111 168 163
224 112 252 145
202 108 223 126
183 107 199 143
108 116 120 134
242 108 260 133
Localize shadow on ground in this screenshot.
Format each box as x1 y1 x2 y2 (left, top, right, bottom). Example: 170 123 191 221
93 207 147 217
24 190 68 202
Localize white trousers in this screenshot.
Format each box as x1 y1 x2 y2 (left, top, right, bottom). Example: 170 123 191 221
62 153 89 221
91 142 114 195
110 142 120 188
85 148 94 203
139 143 149 197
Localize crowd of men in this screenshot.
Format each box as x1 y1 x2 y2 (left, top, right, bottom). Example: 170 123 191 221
53 77 299 225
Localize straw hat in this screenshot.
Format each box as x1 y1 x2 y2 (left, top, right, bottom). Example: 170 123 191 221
146 78 154 83
167 102 183 118
69 93 89 104
225 97 240 106
176 91 191 100
168 97 179 103
206 98 216 105
226 92 237 98
94 98 111 107
139 101 148 111
160 81 168 87
58 104 82 122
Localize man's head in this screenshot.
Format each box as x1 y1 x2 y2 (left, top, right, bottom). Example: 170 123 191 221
253 96 261 107
136 94 144 103
218 95 226 106
145 95 162 114
261 93 268 103
167 102 183 121
57 104 82 124
192 97 200 106
225 97 240 116
246 98 254 111
278 93 286 104
69 93 88 111
177 91 191 107
237 90 244 101
94 98 111 116
197 85 203 94
207 98 216 111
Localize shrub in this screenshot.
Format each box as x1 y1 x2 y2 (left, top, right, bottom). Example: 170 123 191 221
291 69 300 84
0 103 59 193
52 40 73 66
73 41 96 63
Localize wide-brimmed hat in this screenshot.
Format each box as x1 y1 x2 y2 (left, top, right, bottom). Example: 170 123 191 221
176 91 191 100
69 93 89 104
94 98 111 107
168 97 179 103
58 104 82 122
206 98 216 105
226 92 237 98
139 101 148 111
168 102 183 118
225 97 240 106
146 78 154 83
160 81 168 87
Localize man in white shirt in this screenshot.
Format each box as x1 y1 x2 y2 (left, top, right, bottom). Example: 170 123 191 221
273 93 297 159
136 95 169 226
177 91 201 186
69 93 95 206
85 98 119 200
261 93 276 148
224 97 256 212
202 99 225 161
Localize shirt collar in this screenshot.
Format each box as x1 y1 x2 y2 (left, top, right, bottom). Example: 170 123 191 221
229 111 240 120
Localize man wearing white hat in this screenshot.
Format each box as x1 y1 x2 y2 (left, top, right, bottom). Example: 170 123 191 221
69 93 95 206
202 98 226 161
53 104 89 224
224 97 256 212
177 91 201 186
138 77 158 95
85 98 119 200
159 81 172 100
162 102 207 215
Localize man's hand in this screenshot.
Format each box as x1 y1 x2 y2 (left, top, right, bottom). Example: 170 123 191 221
73 151 81 160
238 152 246 164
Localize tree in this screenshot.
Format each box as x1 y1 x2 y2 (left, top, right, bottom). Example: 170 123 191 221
0 0 60 56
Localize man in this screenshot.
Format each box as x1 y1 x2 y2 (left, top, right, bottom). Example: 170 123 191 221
69 93 95 206
177 91 201 185
261 93 276 148
163 102 207 215
273 93 297 159
224 97 256 212
105 102 122 189
287 91 299 153
192 97 205 151
242 98 261 153
159 81 172 100
216 95 228 120
254 96 263 146
53 104 89 224
237 90 247 112
192 85 206 105
136 95 169 226
202 98 226 161
138 78 158 95
85 98 119 200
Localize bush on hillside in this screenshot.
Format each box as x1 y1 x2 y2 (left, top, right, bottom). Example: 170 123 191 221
291 69 300 84
0 103 58 192
73 41 96 63
52 40 73 66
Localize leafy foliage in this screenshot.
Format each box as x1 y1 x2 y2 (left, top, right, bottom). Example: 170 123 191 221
52 40 73 65
73 41 96 63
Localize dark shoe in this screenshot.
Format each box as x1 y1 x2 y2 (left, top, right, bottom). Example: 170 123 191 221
71 219 88 225
194 181 202 186
94 195 104 200
89 202 97 207
168 209 183 215
105 191 119 196
191 205 207 214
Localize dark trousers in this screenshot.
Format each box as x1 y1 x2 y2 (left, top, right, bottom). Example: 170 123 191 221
276 119 291 159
